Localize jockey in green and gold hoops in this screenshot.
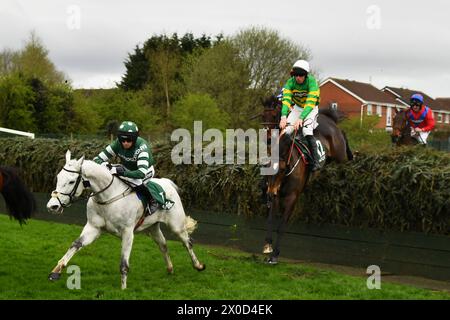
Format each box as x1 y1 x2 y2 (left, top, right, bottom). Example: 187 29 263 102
279 59 322 171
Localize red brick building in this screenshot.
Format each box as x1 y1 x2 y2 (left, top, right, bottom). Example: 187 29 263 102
319 78 403 130
435 98 450 127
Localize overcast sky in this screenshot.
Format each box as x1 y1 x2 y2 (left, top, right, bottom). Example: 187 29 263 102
1 0 449 98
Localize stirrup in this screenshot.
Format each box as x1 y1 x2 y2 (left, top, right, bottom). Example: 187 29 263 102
145 201 159 216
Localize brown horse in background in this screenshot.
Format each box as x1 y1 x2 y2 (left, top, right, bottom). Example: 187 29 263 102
260 95 353 263
391 108 418 146
0 166 36 224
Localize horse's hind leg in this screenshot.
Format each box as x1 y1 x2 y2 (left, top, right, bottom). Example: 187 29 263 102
174 228 205 272
49 222 101 281
148 223 174 274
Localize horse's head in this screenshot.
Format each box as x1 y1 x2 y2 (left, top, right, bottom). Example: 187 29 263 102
261 95 282 130
258 95 282 147
391 108 410 145
47 150 86 214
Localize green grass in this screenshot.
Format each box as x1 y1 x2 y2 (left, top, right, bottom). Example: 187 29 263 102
0 215 448 300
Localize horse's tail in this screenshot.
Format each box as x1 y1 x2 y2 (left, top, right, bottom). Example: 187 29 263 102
0 167 36 225
341 130 354 161
184 216 198 235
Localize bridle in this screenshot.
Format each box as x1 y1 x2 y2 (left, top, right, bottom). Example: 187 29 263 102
51 161 115 208
261 102 302 177
392 110 410 143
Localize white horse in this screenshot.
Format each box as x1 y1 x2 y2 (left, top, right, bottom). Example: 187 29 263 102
46 150 205 289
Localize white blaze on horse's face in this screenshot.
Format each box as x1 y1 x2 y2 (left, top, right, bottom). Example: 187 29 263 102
47 151 85 214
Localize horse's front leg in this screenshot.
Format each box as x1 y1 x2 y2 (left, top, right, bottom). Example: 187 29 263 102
120 227 134 290
263 193 276 254
49 223 101 281
269 193 297 264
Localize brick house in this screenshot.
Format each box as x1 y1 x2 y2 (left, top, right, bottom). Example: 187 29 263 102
382 87 450 129
319 78 403 130
435 98 450 127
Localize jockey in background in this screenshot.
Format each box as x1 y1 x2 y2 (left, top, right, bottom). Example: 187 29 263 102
279 59 322 171
93 121 159 214
407 93 435 145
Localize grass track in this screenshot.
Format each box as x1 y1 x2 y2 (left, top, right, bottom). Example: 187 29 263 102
0 215 448 300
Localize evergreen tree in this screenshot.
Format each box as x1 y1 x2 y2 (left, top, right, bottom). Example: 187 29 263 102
118 45 150 91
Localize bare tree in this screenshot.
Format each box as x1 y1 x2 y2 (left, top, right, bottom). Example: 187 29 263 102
0 49 19 76
231 26 312 94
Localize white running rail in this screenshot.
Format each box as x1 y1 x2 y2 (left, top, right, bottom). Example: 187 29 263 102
0 127 35 139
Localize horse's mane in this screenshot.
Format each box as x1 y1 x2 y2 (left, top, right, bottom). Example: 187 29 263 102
319 108 345 123
83 160 115 176
262 95 279 109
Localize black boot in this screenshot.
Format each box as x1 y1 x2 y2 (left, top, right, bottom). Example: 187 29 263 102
147 197 159 215
306 135 322 172
136 184 159 215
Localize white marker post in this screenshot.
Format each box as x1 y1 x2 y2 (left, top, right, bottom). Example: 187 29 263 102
0 127 35 139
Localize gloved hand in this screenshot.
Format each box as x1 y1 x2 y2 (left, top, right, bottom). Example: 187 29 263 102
110 166 126 176
293 118 303 131
279 117 287 130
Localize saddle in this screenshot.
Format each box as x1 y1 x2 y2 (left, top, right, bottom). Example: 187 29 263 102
116 175 174 213
292 133 313 165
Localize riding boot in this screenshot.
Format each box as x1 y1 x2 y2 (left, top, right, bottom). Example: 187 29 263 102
147 197 159 215
306 135 322 172
136 184 159 216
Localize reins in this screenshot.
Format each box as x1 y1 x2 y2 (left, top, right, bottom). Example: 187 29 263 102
287 128 297 165
52 162 129 207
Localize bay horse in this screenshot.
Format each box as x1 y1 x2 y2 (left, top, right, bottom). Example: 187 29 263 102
391 108 419 146
260 95 353 264
0 166 35 224
46 150 205 289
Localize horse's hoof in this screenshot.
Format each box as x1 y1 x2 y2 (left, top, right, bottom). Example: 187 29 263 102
265 257 278 265
263 244 273 254
48 272 61 281
195 263 206 272
167 267 174 274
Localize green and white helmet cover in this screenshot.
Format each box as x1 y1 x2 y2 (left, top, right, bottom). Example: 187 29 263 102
117 121 139 141
118 121 138 133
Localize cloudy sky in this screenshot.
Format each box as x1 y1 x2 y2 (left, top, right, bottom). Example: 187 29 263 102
1 0 449 98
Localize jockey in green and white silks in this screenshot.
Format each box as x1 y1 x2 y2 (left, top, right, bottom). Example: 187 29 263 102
94 121 155 182
279 60 322 171
93 121 161 214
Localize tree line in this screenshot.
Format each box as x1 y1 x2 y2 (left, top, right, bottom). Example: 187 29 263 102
0 27 311 138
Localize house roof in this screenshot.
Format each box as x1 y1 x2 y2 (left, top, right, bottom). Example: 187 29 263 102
382 86 442 110
322 78 400 106
435 98 450 112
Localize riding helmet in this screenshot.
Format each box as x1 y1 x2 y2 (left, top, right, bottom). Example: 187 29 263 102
117 121 139 144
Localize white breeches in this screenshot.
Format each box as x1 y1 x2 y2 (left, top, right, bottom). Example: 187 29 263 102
120 165 155 186
410 129 430 144
284 105 319 136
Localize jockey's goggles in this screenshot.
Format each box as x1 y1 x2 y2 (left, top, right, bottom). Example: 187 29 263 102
119 136 133 143
292 68 308 77
410 99 422 107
